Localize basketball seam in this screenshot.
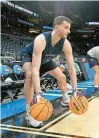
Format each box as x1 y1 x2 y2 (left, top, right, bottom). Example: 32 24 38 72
74 96 84 113
45 103 53 120
44 104 49 121
30 102 47 117
78 96 88 111
70 99 80 115
35 101 48 120
80 96 88 111
30 104 40 114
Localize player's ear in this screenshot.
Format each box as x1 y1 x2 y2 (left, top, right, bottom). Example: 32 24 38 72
54 24 59 29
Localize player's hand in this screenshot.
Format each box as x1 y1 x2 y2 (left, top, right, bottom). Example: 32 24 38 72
30 92 44 106
72 89 84 97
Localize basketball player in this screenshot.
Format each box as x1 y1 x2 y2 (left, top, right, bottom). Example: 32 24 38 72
21 16 78 128
82 46 99 94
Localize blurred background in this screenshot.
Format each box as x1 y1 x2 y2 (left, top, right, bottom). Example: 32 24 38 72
1 1 99 61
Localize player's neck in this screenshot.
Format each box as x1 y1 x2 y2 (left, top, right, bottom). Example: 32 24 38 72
51 30 61 47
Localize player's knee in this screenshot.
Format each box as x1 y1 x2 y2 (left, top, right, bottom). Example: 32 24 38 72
26 71 32 80
58 74 66 83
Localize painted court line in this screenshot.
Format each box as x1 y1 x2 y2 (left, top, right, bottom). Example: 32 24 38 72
1 96 95 134
0 124 40 131
43 93 62 96
39 111 71 131
1 110 72 132
77 85 93 87
1 127 71 138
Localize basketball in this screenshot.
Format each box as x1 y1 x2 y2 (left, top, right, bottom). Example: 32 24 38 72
69 95 88 115
30 98 53 121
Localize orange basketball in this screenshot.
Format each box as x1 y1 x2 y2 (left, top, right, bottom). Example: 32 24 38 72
69 95 88 115
30 98 53 121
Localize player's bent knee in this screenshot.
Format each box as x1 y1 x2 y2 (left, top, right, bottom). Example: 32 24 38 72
58 74 66 83
26 71 32 80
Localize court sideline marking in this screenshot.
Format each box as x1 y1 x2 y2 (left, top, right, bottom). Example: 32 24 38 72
1 96 94 132
1 127 92 138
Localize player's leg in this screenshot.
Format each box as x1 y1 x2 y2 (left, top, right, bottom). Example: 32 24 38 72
88 57 99 96
44 61 71 106
23 62 34 105
22 59 43 127
92 65 99 96
92 65 99 87
48 67 67 95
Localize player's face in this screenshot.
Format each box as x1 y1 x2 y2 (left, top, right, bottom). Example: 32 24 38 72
57 21 71 38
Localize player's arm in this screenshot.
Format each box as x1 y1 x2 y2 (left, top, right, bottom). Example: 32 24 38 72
63 39 77 90
32 34 46 93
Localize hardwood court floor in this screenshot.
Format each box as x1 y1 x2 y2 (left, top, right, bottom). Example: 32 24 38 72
46 97 99 138
1 96 99 138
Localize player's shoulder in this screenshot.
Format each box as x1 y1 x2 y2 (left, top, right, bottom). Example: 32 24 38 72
35 34 46 42
63 39 72 50
35 31 51 43
64 39 71 46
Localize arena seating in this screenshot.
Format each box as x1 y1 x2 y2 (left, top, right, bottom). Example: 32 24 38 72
0 63 61 102
0 65 25 102
1 34 33 61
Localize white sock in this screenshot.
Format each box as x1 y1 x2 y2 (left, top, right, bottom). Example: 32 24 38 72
67 83 72 89
26 104 30 115
63 92 69 100
63 93 66 99
63 93 70 103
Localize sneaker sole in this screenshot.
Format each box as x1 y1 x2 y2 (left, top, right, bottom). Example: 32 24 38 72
61 102 69 107
27 121 44 128
25 117 44 128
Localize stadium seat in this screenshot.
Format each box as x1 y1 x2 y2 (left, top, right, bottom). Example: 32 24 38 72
1 65 24 102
